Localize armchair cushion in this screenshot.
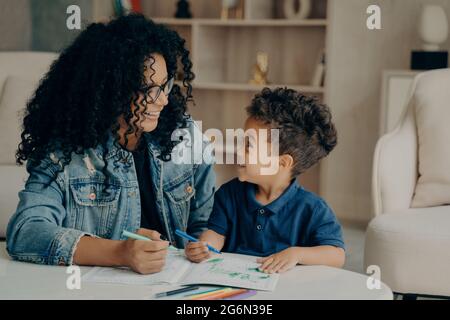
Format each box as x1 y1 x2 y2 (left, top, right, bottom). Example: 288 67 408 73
412 69 450 208
365 205 450 296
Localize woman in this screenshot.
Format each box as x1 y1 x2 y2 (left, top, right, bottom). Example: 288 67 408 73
6 14 215 274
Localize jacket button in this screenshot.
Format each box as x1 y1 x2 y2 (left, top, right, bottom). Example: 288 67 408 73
256 224 262 231
88 193 96 200
186 185 193 194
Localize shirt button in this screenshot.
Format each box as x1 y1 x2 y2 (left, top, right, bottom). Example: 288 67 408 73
256 224 262 231
88 193 96 200
259 209 265 215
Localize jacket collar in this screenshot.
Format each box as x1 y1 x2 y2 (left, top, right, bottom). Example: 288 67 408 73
101 131 161 161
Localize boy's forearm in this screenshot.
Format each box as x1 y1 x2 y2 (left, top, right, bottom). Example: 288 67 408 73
198 229 225 251
293 246 345 268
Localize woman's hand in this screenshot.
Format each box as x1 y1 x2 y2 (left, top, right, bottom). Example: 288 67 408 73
257 247 301 274
185 241 211 263
120 228 169 274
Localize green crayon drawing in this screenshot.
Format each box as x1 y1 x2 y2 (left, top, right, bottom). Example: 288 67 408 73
240 274 250 281
207 262 271 283
247 267 264 273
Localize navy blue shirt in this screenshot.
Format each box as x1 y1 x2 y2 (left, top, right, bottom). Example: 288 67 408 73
132 143 165 236
208 178 345 257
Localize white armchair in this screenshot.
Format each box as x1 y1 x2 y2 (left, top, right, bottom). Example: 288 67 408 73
365 69 450 298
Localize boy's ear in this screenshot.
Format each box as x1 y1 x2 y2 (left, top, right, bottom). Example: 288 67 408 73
279 154 294 170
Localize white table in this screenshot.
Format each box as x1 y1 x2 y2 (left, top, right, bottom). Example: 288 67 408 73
0 242 392 300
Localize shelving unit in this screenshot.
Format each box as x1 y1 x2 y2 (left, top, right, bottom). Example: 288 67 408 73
152 17 328 27
93 0 329 193
192 82 325 93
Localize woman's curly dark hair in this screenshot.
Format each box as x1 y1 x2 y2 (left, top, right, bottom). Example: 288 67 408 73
247 87 337 176
16 14 194 188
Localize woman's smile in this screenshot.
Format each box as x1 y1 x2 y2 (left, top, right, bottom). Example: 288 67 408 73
143 110 161 120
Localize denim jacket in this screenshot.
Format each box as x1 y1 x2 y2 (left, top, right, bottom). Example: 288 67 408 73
6 119 216 266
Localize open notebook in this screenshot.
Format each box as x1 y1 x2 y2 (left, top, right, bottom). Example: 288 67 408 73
82 249 279 291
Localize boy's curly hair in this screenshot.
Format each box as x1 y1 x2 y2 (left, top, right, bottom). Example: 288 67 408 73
246 87 337 177
16 14 194 186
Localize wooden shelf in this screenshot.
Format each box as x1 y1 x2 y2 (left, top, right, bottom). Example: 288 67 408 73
152 17 328 27
152 18 193 26
176 81 324 93
193 81 324 93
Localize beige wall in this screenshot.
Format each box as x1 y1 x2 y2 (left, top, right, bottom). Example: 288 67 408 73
322 0 450 225
0 0 31 50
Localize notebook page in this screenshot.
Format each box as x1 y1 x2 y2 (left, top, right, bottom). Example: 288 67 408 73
179 256 279 291
82 249 190 285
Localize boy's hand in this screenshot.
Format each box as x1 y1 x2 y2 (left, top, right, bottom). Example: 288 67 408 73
257 247 301 274
185 241 211 263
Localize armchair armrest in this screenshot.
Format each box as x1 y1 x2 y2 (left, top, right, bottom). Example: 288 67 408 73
372 104 418 217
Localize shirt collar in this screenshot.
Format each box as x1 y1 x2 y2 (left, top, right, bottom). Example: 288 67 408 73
246 179 300 215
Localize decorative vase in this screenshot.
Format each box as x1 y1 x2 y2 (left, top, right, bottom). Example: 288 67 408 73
418 5 448 51
411 4 448 70
283 0 311 20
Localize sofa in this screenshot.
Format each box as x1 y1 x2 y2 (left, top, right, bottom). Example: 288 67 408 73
0 51 58 239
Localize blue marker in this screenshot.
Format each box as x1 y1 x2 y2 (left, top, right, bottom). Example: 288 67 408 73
175 229 221 254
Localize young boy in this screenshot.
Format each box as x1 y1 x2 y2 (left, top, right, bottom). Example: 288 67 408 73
185 88 345 273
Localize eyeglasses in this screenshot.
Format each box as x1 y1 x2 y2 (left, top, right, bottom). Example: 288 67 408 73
143 77 174 103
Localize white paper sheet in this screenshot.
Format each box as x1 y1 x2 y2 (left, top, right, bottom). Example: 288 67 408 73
82 253 279 291
181 257 279 291
82 249 190 285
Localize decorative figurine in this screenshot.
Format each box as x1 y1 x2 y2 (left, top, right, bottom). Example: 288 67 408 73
250 52 269 85
175 0 192 19
221 0 244 20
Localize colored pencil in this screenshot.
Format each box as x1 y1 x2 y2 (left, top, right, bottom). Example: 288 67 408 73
184 287 228 299
195 289 247 300
223 290 257 300
189 288 234 300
